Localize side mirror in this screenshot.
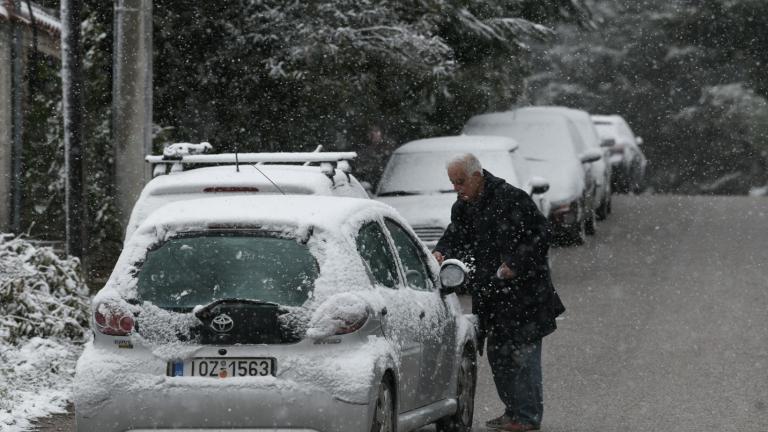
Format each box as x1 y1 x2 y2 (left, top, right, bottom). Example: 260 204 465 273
636 136 644 146
529 176 550 195
580 149 603 164
439 259 469 295
600 138 616 148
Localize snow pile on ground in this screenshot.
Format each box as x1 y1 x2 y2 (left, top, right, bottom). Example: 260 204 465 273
0 235 90 431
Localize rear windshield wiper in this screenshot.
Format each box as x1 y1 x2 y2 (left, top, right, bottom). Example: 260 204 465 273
194 298 281 319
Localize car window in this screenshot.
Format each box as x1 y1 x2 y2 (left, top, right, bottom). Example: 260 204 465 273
356 221 400 288
384 219 435 291
566 120 587 154
136 233 318 309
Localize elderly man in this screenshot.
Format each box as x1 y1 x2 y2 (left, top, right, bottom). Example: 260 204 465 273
432 153 565 432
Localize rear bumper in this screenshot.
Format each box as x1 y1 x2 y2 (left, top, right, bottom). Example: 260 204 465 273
74 340 386 432
75 378 370 432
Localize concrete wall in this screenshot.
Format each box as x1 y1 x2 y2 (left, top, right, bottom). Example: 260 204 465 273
0 26 12 232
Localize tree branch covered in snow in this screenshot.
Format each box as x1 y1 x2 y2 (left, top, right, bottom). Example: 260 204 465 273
0 235 90 344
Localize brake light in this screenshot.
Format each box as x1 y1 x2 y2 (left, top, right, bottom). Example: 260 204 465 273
609 144 625 155
307 295 371 338
94 302 135 336
333 313 369 335
203 186 259 193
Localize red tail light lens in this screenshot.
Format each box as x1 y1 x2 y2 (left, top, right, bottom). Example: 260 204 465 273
94 302 135 336
333 314 369 335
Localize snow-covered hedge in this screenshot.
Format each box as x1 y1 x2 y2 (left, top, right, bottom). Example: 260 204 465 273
0 235 90 344
0 235 91 430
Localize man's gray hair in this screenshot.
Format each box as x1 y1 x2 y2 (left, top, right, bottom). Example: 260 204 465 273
447 153 483 175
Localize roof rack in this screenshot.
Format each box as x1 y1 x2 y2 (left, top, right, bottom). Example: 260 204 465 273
146 142 357 178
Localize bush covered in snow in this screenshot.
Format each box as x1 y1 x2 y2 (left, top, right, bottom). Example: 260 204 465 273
0 235 90 344
0 235 91 430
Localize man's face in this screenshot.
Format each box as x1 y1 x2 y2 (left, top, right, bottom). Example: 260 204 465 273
447 164 483 202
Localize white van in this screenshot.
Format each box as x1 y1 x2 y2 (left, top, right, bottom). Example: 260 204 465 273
124 143 367 243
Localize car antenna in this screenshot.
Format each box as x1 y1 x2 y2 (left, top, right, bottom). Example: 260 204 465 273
235 144 240 172
251 164 286 195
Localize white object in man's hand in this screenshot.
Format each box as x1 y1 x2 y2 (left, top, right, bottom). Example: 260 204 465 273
497 262 515 279
432 251 445 264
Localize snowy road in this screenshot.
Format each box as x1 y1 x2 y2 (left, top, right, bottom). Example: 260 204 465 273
35 195 768 431
467 194 768 431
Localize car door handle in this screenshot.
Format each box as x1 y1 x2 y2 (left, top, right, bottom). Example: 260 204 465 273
419 311 425 319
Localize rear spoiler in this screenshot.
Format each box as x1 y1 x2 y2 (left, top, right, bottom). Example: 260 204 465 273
146 142 357 178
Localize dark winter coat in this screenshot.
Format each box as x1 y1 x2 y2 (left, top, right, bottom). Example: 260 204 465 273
435 170 565 344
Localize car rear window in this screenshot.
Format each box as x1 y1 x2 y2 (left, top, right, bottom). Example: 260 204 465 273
136 234 318 309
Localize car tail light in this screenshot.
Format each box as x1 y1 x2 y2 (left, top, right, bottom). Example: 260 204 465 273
609 144 625 155
333 313 369 335
94 302 135 336
307 295 371 338
551 201 578 224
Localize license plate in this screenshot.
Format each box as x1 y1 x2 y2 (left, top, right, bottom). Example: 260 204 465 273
171 358 275 378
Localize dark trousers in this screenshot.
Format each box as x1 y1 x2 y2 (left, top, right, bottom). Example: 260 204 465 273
487 332 543 427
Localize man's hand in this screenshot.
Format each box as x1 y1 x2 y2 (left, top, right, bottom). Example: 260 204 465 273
497 262 515 279
432 251 445 264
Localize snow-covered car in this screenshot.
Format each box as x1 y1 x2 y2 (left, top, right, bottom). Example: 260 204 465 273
375 135 551 248
510 106 613 221
592 114 647 193
124 145 368 243
74 194 477 432
463 110 602 245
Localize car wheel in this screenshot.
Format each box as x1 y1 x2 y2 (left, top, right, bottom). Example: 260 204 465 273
559 218 586 246
585 210 596 236
436 348 477 432
371 378 395 432
595 197 608 221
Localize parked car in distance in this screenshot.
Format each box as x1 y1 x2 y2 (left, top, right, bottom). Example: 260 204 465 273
463 111 601 245
75 194 477 432
375 135 551 248
512 106 613 221
592 114 647 193
125 144 368 243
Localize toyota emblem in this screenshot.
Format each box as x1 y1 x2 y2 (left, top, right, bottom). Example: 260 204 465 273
210 313 234 333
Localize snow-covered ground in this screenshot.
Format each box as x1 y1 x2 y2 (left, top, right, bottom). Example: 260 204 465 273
0 235 90 431
0 337 84 431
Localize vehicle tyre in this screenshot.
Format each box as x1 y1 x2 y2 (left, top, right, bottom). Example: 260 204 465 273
585 210 596 236
436 347 477 432
371 378 396 432
560 218 586 246
595 198 608 221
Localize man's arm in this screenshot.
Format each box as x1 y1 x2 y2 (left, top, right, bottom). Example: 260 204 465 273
433 202 467 261
498 189 551 277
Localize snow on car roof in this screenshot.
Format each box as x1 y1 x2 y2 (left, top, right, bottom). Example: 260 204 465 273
393 135 518 154
143 164 352 195
136 194 389 237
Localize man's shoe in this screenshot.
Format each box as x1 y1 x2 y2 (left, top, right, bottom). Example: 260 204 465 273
485 414 512 429
496 420 540 432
